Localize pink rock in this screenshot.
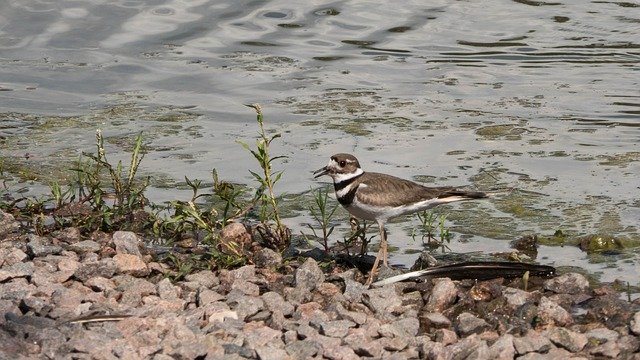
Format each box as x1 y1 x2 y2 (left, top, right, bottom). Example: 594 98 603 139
113 254 150 277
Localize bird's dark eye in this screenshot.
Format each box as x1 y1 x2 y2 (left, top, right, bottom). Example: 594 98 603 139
339 161 346 167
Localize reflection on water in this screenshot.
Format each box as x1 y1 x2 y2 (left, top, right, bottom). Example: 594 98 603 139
0 0 638 286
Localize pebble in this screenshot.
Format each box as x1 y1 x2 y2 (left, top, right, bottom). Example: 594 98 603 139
544 327 588 353
631 311 640 336
513 330 552 355
112 231 143 256
427 312 451 326
253 248 282 268
66 240 101 254
27 234 63 257
0 209 20 237
113 253 150 277
294 257 325 291
425 277 457 312
538 295 574 326
455 312 491 336
543 272 590 295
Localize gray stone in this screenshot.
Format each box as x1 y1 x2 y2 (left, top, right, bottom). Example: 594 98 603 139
421 312 451 330
66 240 101 253
0 248 28 265
0 209 20 238
0 278 37 301
112 275 157 301
487 334 515 360
537 296 573 326
27 235 63 257
112 231 142 256
543 272 589 294
316 319 356 338
169 341 208 360
285 285 313 304
294 302 327 322
198 289 225 304
74 258 117 282
517 347 572 360
589 341 620 358
222 343 256 358
343 329 383 358
455 312 491 336
342 276 367 303
379 317 420 339
334 303 367 325
283 330 297 344
434 328 457 346
184 270 220 289
253 248 282 268
513 330 552 355
422 341 446 360
255 346 289 360
617 334 640 353
297 321 319 340
52 227 82 244
262 291 294 316
157 278 181 300
464 341 491 360
294 258 325 291
268 309 286 330
0 261 34 282
19 296 49 314
322 345 359 360
362 285 402 315
244 326 284 349
230 294 264 320
444 334 488 360
586 327 619 343
29 327 67 359
231 279 260 296
544 327 587 353
631 311 640 336
502 287 533 307
425 278 457 312
380 336 409 351
285 340 321 360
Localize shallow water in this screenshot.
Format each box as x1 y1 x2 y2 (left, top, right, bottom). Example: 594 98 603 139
1 0 639 287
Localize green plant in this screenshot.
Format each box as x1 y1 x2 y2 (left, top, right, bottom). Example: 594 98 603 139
55 130 150 231
412 209 452 249
438 213 451 243
302 187 339 252
154 176 218 241
1 131 149 234
237 104 290 249
212 169 249 225
333 216 374 257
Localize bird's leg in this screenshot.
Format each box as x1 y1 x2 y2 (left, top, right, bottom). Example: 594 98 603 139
365 221 387 286
382 226 388 267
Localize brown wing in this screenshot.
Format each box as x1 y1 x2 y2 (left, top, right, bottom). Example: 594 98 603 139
355 172 457 207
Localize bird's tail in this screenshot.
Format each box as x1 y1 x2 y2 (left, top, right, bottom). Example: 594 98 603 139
483 187 517 198
438 187 515 200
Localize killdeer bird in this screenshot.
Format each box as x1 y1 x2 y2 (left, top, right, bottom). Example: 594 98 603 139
314 153 490 285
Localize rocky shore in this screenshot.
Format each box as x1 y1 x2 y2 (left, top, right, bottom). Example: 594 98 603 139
1 210 640 359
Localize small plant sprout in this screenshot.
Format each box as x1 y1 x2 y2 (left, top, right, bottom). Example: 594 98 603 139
413 209 452 250
303 187 339 252
237 104 290 250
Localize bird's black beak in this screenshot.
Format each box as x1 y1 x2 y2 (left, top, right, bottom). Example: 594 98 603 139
313 166 329 178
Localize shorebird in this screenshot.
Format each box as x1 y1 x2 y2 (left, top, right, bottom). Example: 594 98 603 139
314 153 489 285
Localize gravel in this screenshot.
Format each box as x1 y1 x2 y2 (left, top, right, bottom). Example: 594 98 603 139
1 213 640 359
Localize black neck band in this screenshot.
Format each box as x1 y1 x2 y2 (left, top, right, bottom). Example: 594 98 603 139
333 172 363 191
